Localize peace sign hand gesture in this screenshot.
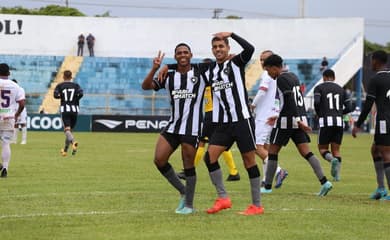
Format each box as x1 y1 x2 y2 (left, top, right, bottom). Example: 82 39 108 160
153 50 165 70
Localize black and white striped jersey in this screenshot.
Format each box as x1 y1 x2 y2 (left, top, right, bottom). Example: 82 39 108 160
54 81 83 113
209 34 254 123
153 66 206 136
314 81 351 127
276 72 308 129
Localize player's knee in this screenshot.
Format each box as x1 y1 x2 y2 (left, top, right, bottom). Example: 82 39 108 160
321 150 331 159
204 151 220 172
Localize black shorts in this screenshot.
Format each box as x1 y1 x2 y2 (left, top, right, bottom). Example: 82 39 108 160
209 118 256 153
199 112 215 142
161 131 199 150
318 126 343 145
374 133 390 146
61 112 78 129
270 128 310 146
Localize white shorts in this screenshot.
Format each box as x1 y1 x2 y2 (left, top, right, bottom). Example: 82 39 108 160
255 120 273 145
16 109 27 125
0 130 14 143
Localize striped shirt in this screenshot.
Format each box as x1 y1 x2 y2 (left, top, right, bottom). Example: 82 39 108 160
54 81 83 113
153 66 206 136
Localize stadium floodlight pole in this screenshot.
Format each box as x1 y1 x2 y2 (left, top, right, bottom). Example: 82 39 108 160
299 0 305 18
213 8 223 19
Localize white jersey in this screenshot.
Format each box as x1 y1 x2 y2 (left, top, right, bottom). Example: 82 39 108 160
252 71 279 121
0 79 25 130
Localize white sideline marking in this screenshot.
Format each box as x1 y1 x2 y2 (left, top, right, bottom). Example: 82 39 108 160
0 208 333 220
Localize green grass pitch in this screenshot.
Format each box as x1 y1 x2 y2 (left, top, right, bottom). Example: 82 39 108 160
0 131 388 239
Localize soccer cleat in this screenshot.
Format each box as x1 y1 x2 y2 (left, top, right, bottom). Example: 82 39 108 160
260 187 272 194
176 171 186 180
369 188 388 200
380 195 390 201
318 181 333 196
60 149 67 157
175 207 195 214
238 204 264 216
175 196 185 212
275 169 288 188
226 173 240 181
72 142 78 155
20 141 26 145
330 158 339 179
1 168 7 178
206 197 232 214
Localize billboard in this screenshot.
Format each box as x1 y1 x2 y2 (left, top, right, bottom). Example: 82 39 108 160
27 114 91 131
92 115 170 132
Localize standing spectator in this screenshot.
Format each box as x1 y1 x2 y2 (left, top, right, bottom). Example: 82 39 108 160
77 34 85 56
86 33 95 57
204 32 263 215
142 46 206 215
0 63 25 178
320 56 329 72
11 79 28 145
314 69 353 181
262 54 333 197
352 50 390 200
54 70 83 157
251 50 288 190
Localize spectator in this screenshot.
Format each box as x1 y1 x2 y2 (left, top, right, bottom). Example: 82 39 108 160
320 56 329 72
77 34 85 56
86 33 95 57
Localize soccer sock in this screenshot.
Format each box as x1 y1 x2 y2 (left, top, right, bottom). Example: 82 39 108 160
21 126 27 143
222 150 238 175
265 154 278 189
247 165 261 206
13 129 18 143
205 152 227 198
262 157 268 182
157 163 186 195
384 162 390 190
1 142 11 169
321 151 334 162
373 157 385 189
194 146 205 167
305 152 327 184
64 130 74 151
336 156 342 176
184 167 196 208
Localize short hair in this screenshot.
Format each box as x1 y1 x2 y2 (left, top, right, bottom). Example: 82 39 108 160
174 43 191 53
11 79 18 84
63 70 72 79
322 69 335 79
0 63 10 76
263 54 283 68
211 36 229 45
372 50 388 64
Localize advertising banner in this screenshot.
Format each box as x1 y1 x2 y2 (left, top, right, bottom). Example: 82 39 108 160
92 115 169 132
27 114 91 132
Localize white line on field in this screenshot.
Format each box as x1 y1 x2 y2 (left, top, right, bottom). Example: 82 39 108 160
0 208 334 220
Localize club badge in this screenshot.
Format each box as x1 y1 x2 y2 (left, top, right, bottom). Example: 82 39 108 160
191 76 198 84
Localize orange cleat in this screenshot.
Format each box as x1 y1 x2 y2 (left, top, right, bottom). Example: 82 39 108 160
238 204 264 216
206 197 232 214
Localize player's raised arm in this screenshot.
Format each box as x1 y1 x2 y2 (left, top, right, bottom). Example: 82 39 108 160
142 51 165 90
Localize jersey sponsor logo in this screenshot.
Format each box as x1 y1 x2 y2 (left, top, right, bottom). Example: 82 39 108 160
172 89 196 99
212 81 234 92
95 119 122 129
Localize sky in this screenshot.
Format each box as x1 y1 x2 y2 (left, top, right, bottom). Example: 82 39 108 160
2 0 390 45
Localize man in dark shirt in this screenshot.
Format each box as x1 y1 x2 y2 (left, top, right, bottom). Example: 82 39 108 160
262 54 333 197
86 33 95 57
314 69 352 181
54 70 83 156
77 34 85 56
352 50 390 200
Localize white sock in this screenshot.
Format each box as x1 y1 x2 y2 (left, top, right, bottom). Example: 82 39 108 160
276 166 282 174
2 142 11 169
262 157 268 182
21 127 27 143
13 129 18 143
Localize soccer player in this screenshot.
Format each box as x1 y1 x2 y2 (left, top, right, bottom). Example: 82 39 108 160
11 79 28 145
314 69 353 181
0 63 25 178
261 54 333 196
251 50 288 189
176 58 241 182
204 32 263 215
142 46 206 214
352 50 390 200
54 70 83 157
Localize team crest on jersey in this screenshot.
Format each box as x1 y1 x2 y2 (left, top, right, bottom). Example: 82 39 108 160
223 66 231 75
190 76 198 84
